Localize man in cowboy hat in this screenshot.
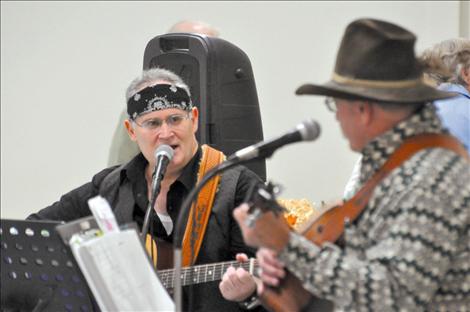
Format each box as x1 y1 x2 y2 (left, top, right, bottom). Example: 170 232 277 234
230 18 470 310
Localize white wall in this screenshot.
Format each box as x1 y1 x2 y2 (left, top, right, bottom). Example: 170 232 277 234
1 1 461 219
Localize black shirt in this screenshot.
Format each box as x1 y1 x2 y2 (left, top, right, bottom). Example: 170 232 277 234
29 146 260 257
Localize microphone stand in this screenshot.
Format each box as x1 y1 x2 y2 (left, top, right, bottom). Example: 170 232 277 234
141 158 169 242
172 158 253 312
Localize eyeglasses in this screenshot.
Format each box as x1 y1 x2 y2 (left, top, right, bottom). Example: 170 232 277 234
133 113 191 131
324 97 337 112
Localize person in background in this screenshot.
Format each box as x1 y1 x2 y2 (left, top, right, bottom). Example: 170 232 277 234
232 18 469 311
420 38 470 152
168 19 220 37
29 68 262 311
108 20 220 166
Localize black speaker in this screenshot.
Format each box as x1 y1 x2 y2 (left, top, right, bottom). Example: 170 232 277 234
143 33 266 180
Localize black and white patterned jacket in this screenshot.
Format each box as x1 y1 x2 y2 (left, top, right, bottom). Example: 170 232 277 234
279 104 470 311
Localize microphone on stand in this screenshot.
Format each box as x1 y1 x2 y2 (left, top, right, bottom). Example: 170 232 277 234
141 144 174 241
227 119 321 162
173 119 321 312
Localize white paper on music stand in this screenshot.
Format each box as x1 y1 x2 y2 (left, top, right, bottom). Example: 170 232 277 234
71 229 174 311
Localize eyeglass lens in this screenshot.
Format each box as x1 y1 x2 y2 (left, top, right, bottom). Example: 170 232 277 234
136 113 189 130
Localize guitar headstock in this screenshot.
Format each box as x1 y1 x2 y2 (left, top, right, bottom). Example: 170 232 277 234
244 181 286 227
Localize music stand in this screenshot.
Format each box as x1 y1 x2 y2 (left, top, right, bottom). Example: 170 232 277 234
1 219 96 312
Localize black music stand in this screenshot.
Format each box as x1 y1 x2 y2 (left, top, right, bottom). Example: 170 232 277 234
1 219 96 312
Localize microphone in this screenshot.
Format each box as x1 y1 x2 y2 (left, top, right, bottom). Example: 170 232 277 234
141 144 174 239
150 144 175 197
227 119 321 162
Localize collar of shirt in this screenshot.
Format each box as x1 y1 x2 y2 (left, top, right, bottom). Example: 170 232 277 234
438 83 470 99
358 103 445 185
120 146 202 210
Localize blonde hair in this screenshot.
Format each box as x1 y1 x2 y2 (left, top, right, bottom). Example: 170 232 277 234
419 38 470 86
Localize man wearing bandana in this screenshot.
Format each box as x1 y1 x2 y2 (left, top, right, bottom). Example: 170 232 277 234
108 20 220 167
28 68 263 311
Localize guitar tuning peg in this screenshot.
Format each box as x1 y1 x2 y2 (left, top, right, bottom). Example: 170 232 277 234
272 184 284 196
266 181 284 196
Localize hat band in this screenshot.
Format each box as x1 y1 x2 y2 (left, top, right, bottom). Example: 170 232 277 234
332 72 423 89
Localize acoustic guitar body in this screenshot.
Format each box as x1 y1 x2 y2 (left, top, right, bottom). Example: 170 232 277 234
260 273 313 312
155 238 174 270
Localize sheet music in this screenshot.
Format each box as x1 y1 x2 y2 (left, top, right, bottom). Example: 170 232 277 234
71 229 174 311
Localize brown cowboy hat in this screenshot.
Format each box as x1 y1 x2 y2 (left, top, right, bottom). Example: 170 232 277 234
296 18 456 103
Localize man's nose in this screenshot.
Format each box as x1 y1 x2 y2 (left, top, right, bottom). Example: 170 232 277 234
157 121 173 137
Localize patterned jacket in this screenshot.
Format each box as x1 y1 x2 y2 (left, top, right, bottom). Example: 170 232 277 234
279 104 470 311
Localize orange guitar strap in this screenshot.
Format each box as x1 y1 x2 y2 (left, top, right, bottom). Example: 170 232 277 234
144 145 226 267
181 144 226 266
304 133 469 245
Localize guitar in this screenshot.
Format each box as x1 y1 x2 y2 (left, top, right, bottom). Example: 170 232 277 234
245 181 335 312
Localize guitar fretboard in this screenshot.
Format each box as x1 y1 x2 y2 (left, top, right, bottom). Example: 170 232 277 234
157 259 258 289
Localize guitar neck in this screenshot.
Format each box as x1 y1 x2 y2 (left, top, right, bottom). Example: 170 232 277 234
157 259 258 289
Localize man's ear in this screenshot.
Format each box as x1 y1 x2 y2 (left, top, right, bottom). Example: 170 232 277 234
359 101 374 126
191 107 199 133
461 67 470 87
124 119 137 141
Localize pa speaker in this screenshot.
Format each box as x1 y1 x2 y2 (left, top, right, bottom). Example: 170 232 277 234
143 33 266 180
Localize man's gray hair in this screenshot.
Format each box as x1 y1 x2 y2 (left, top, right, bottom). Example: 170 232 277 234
125 68 191 101
419 38 470 86
373 100 425 114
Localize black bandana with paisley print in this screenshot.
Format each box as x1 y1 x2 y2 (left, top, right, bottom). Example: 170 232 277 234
127 84 192 120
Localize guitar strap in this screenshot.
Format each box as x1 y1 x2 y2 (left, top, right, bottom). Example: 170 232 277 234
304 133 469 245
181 144 226 266
145 144 226 267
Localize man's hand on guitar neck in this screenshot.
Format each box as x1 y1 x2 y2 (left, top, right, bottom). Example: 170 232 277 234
219 253 258 302
233 203 291 252
233 203 292 292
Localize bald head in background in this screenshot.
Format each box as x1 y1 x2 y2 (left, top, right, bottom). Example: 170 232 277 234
168 20 220 37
